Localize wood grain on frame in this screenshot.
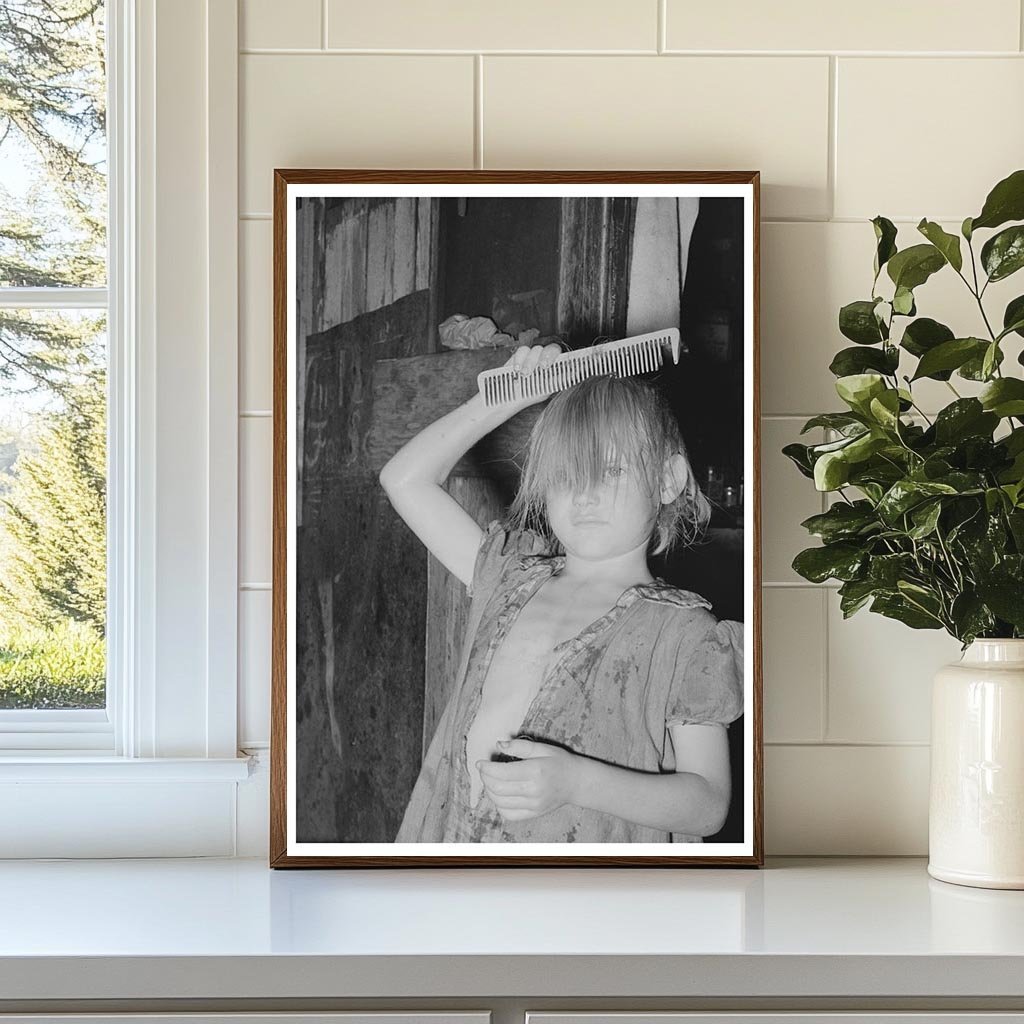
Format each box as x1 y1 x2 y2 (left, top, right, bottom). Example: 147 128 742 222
271 169 762 869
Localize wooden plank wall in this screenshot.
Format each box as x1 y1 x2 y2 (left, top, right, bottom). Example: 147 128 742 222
294 195 439 843
557 197 635 347
320 196 433 331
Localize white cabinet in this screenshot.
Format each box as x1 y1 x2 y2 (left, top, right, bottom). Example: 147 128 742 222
528 1017 1024 1023
0 1016 489 1024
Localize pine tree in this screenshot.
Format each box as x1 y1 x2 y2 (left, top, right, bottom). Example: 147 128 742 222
0 1 106 644
0 368 105 633
1 0 106 396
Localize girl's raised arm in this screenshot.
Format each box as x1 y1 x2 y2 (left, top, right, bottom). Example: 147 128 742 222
378 342 561 588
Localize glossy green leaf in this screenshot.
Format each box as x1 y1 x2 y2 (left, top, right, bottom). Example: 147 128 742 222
1008 508 1024 549
838 578 878 617
829 345 899 378
800 501 879 543
911 337 987 381
908 500 942 539
876 479 958 524
844 431 888 464
792 542 866 584
933 399 999 445
931 470 987 494
981 341 1001 381
835 373 887 413
867 553 915 587
782 442 815 479
1004 480 1024 506
976 580 1024 629
871 594 943 629
872 215 898 277
900 317 954 359
980 378 1024 418
981 225 1024 282
892 286 916 316
800 413 866 435
970 168 1024 232
809 433 866 456
1002 295 1024 340
814 450 851 491
869 388 902 427
959 343 1004 381
886 244 946 291
950 592 995 644
839 300 886 345
917 218 963 272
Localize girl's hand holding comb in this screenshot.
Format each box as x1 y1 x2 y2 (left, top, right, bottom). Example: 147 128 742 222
498 342 565 413
475 737 583 822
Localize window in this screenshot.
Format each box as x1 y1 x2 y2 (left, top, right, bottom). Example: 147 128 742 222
0 0 111 750
0 0 246 856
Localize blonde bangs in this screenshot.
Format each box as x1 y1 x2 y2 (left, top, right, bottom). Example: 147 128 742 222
503 376 679 548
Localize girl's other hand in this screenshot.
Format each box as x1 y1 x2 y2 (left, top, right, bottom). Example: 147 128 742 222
475 737 581 821
501 342 565 411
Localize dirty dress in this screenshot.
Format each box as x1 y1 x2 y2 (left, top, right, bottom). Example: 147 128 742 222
395 518 744 843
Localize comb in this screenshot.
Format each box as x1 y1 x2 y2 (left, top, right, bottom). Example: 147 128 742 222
477 328 682 408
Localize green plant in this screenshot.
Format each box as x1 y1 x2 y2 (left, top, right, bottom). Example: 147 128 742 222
785 169 1024 646
0 619 105 709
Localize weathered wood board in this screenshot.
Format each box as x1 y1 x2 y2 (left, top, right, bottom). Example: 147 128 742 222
295 288 433 843
367 348 543 488
295 476 427 843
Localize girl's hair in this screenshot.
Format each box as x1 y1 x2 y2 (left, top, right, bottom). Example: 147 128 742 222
505 373 711 556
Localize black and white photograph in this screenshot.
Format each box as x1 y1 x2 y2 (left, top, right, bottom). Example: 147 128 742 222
272 171 762 866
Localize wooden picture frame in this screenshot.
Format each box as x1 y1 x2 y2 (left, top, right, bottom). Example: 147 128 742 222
271 170 763 867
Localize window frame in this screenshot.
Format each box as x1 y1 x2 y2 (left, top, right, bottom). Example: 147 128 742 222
0 7 115 749
0 0 247 839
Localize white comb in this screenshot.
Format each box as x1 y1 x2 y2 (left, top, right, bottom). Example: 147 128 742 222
477 328 682 408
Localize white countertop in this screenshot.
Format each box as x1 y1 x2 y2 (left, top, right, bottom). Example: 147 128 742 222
1 856 1023 1001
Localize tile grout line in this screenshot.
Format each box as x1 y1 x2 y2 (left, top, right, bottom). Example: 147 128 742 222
237 47 1024 57
241 214 973 227
474 55 484 169
766 740 931 748
820 586 830 742
820 431 832 741
827 55 838 221
763 582 841 590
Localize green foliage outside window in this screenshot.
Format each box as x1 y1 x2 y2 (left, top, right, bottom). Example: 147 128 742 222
0 1 107 708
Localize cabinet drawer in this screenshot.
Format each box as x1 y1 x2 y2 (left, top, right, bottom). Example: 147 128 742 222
528 1016 1024 1024
0 1015 490 1024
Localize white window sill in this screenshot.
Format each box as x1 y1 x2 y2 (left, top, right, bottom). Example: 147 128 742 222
0 754 252 782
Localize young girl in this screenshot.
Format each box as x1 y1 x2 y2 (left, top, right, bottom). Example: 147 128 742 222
379 342 743 844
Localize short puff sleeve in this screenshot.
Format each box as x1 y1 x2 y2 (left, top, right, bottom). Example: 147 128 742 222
465 517 551 602
665 618 744 727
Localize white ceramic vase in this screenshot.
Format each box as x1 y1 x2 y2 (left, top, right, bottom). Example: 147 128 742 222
929 639 1024 889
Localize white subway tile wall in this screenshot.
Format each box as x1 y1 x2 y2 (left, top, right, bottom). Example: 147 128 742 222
239 591 272 751
483 56 831 220
240 220 272 412
236 0 1024 852
664 0 1021 54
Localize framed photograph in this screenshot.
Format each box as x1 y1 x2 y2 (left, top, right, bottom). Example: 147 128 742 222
270 170 762 867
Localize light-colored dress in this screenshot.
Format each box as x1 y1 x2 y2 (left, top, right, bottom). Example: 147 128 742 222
395 518 744 843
